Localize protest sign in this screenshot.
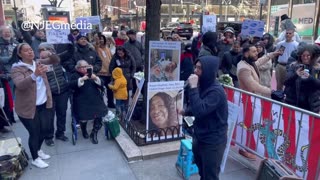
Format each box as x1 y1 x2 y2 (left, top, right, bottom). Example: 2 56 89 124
241 19 265 37
46 24 70 44
202 15 217 33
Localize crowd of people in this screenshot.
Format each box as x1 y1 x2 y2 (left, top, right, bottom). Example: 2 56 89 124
0 13 319 180
0 24 144 169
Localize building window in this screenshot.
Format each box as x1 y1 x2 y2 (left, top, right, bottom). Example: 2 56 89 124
2 0 11 5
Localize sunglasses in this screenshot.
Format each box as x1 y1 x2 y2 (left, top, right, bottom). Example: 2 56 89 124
286 32 293 34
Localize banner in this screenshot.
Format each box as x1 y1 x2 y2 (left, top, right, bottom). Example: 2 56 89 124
75 16 102 35
241 19 265 38
202 15 217 34
146 81 184 142
225 87 320 180
148 41 181 82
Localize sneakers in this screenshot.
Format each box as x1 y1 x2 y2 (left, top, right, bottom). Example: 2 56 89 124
45 139 55 146
38 150 51 160
32 157 49 168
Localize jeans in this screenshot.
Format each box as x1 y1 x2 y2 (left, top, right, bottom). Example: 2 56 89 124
116 100 127 117
19 103 51 160
99 76 115 107
192 138 226 180
47 91 69 139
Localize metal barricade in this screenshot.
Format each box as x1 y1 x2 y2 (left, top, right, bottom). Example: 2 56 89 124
223 85 320 180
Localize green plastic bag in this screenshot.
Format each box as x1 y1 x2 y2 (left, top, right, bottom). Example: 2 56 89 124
106 117 120 138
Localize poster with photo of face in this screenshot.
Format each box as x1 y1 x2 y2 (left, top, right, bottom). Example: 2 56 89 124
149 41 181 82
146 81 184 142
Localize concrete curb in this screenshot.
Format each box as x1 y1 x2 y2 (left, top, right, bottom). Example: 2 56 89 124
115 126 180 162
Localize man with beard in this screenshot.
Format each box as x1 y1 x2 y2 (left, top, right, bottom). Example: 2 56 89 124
237 45 281 97
123 29 144 95
0 26 18 71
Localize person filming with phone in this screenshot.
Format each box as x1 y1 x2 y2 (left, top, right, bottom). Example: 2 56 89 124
275 28 299 90
284 45 320 113
69 60 108 144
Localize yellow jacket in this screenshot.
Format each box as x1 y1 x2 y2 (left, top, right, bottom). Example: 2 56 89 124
108 68 128 100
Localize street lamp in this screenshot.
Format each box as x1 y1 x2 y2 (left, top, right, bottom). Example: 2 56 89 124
12 0 18 28
259 0 266 20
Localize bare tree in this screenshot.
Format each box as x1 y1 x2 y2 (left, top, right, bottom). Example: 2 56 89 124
48 0 64 7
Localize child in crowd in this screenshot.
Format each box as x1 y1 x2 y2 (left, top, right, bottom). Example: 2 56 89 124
108 67 128 121
70 60 108 144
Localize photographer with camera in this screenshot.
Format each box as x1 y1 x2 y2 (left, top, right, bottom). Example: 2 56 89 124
69 60 108 144
284 45 320 113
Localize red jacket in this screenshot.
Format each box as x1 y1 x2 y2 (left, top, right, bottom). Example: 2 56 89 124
115 38 126 47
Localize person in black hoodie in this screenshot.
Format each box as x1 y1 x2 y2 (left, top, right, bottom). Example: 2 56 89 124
179 56 228 180
220 41 241 87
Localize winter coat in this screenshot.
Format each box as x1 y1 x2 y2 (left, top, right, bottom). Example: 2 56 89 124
95 46 112 76
109 68 128 100
180 52 193 81
69 72 108 120
220 50 241 81
11 61 52 119
109 51 136 90
65 44 102 73
0 37 18 71
237 53 276 97
115 38 126 47
123 40 144 69
258 52 273 88
185 56 228 145
217 39 233 59
46 65 69 95
198 45 216 58
284 62 320 112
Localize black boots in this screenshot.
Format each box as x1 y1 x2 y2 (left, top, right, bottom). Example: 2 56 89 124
90 118 103 144
90 131 98 144
80 122 89 139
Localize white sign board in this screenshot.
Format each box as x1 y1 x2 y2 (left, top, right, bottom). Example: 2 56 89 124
241 19 265 38
46 24 70 44
220 101 240 173
202 15 217 33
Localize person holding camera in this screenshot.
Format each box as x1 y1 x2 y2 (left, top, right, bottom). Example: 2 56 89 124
69 60 108 144
11 43 53 168
284 45 320 112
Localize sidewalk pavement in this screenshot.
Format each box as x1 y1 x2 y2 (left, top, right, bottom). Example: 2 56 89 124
2 107 256 180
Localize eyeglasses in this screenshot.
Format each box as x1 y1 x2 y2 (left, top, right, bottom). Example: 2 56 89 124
286 32 293 34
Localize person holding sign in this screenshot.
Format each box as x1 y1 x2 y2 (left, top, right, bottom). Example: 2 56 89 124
178 56 228 180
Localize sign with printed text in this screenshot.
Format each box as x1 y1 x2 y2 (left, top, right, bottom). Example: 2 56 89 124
202 15 217 33
241 19 265 37
46 24 70 44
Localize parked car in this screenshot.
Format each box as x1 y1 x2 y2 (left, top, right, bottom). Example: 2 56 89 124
160 22 193 40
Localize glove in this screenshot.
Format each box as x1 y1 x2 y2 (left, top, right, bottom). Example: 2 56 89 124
271 90 285 102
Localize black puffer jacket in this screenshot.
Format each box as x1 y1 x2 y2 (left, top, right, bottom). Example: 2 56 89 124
65 44 102 73
284 62 320 112
46 65 69 95
220 50 241 80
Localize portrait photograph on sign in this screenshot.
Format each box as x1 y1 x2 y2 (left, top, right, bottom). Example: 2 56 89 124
148 41 181 82
146 81 184 142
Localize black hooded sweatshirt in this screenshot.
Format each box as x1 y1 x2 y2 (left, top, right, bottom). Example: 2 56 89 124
186 56 228 145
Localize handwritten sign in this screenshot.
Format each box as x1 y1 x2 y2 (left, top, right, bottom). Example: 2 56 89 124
241 19 265 38
46 24 70 44
202 15 217 33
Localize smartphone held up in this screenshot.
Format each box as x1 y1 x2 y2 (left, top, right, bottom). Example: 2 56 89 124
87 67 93 78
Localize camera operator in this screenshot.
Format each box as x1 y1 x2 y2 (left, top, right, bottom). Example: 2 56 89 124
284 44 320 112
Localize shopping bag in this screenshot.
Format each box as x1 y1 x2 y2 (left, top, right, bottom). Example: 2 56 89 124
106 117 120 138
